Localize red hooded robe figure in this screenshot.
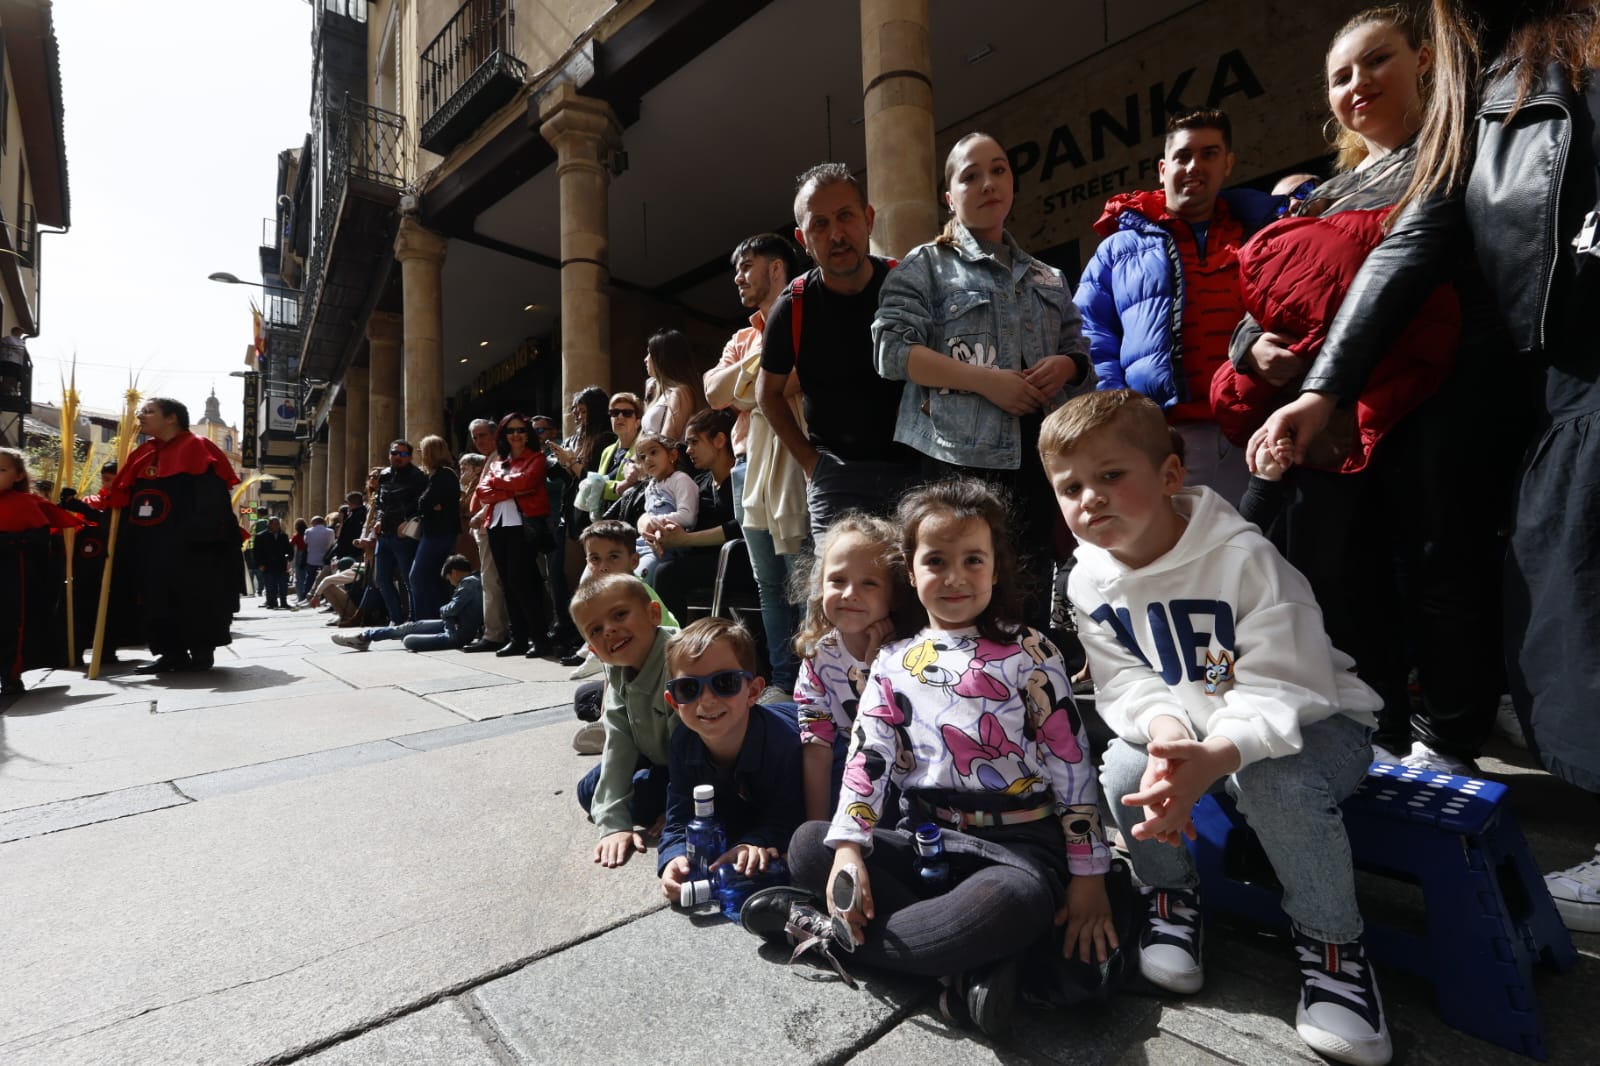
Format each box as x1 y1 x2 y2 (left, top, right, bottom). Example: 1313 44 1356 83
87 430 242 665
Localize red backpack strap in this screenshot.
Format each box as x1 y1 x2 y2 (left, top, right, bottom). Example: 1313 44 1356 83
787 261 893 362
789 276 807 360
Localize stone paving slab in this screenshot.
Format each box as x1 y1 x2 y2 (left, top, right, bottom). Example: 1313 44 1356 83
470 910 922 1066
0 722 663 1066
0 781 190 844
299 1001 502 1066
422 679 582 721
300 647 479 687
397 673 520 697
0 687 460 813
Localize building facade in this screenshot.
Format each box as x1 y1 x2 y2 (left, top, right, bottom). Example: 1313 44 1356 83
261 0 1353 517
0 0 69 449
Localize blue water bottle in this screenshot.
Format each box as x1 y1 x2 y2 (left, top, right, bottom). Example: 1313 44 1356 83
713 857 791 921
684 784 726 878
914 823 950 895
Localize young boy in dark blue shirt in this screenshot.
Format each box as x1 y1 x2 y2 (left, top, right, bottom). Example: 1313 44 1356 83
657 617 804 902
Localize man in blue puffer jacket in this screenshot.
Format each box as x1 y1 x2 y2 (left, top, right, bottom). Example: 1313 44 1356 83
1074 108 1282 504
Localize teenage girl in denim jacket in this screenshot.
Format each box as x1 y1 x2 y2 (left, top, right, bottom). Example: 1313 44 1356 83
873 132 1093 626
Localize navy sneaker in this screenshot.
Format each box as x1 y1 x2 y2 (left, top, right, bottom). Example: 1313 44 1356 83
1292 931 1391 1066
1137 886 1203 993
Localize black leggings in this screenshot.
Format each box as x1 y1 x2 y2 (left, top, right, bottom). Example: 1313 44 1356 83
787 820 1056 978
488 524 549 643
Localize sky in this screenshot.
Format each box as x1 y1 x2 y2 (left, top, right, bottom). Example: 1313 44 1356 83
30 1 314 422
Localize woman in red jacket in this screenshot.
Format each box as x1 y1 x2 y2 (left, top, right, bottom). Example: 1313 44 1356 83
1224 6 1507 773
472 412 553 659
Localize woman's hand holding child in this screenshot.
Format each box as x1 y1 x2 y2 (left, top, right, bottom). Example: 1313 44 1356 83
1057 873 1119 963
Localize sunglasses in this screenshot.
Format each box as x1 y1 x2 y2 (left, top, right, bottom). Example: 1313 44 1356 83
389 450 412 457
609 408 637 418
504 427 529 435
665 669 753 704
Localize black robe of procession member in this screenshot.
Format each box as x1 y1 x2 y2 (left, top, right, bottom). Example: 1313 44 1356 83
88 432 241 659
0 492 87 681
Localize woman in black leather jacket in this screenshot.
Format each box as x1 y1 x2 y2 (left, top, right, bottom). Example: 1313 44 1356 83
1233 6 1509 774
1255 0 1600 927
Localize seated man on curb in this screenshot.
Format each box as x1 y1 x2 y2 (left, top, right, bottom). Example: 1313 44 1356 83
331 555 483 652
570 572 680 869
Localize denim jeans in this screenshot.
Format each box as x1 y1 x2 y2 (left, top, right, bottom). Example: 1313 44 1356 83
296 563 318 601
743 524 799 691
374 533 418 625
1173 422 1250 510
576 757 669 829
730 455 747 524
806 449 916 544
1099 712 1374 944
363 618 462 652
409 531 455 621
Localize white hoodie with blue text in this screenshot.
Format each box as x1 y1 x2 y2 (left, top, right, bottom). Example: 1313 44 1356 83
1068 487 1380 769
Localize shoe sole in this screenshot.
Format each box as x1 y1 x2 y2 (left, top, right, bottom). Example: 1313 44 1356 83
1552 895 1600 933
1137 946 1204 994
1296 1005 1392 1066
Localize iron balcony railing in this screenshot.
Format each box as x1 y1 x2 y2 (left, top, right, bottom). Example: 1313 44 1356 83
263 291 301 331
300 95 406 333
419 0 527 153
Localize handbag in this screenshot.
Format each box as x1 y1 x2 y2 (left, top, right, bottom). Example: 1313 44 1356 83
397 517 422 540
602 481 649 527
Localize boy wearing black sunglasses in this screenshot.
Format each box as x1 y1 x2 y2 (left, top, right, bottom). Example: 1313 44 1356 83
571 572 680 869
657 618 804 905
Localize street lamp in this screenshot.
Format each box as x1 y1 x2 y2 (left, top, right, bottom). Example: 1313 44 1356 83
208 272 281 289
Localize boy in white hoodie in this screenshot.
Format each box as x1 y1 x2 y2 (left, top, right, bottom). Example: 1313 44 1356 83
1040 389 1390 1066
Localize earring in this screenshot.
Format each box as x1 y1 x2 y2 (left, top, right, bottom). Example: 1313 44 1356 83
1321 115 1343 148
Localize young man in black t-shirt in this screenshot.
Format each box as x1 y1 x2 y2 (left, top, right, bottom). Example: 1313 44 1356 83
757 163 917 542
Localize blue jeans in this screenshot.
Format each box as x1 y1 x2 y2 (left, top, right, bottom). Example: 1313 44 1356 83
576 757 669 829
1099 713 1374 944
806 449 916 544
730 455 747 524
409 531 454 621
296 562 319 600
374 533 418 625
743 524 799 691
364 618 463 652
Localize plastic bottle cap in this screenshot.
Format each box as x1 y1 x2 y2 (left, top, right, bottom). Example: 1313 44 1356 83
680 878 714 908
693 785 715 802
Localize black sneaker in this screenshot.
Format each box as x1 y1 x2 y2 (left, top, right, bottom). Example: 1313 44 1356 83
739 886 857 988
1292 931 1391 1066
941 956 1020 1038
1137 886 1204 993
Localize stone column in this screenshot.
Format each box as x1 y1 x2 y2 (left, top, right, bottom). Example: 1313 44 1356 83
306 441 325 519
394 217 448 442
860 0 938 258
326 402 347 509
344 363 369 492
367 311 403 462
539 84 622 406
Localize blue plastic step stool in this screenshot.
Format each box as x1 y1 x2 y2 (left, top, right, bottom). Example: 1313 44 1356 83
1187 760 1577 1060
